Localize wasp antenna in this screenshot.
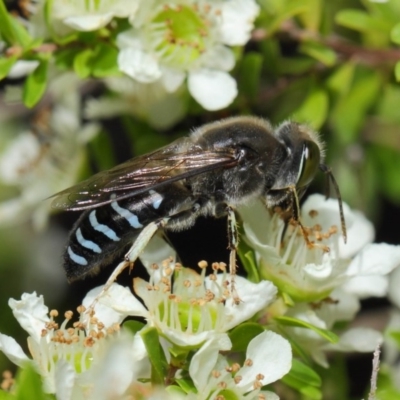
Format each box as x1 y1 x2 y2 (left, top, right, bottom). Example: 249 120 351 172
319 164 347 244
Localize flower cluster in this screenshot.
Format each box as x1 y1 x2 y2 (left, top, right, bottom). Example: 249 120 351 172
1 194 400 398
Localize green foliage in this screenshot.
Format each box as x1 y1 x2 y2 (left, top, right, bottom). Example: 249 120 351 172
141 327 168 385
282 359 322 400
275 316 339 343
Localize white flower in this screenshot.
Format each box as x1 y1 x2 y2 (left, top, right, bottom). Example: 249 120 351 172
50 0 139 32
85 76 187 129
0 291 145 399
116 0 259 110
284 293 382 367
239 194 400 302
188 331 291 399
93 261 277 348
7 60 40 78
0 73 99 230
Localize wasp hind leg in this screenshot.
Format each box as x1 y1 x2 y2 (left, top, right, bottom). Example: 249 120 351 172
226 206 241 305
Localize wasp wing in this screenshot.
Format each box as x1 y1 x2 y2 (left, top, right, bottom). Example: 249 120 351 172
51 138 237 211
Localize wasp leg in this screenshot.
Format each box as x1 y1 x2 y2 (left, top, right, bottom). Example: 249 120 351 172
86 218 169 313
226 206 241 305
86 200 205 312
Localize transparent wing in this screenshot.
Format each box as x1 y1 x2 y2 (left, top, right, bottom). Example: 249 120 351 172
50 138 237 211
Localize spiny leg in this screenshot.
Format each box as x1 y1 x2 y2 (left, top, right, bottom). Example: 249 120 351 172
86 218 169 312
226 206 241 304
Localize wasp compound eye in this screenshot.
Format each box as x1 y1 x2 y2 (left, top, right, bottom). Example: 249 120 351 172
296 140 321 188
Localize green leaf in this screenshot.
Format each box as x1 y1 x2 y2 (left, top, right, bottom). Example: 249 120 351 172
15 363 50 400
0 56 17 80
166 385 188 397
395 61 400 82
123 320 145 335
297 0 321 31
288 359 321 387
238 241 260 283
229 323 264 352
391 22 400 44
141 327 168 385
175 378 196 394
22 60 48 108
292 88 328 129
335 9 388 32
326 62 355 95
238 52 263 100
0 0 16 44
55 48 76 70
299 41 336 66
0 389 15 400
281 359 322 398
73 49 94 78
330 68 381 144
275 316 339 343
91 43 120 77
0 0 31 47
265 3 308 35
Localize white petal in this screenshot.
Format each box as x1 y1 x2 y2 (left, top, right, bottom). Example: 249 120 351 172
160 68 185 92
201 45 235 71
219 0 259 45
88 335 136 399
131 333 151 379
389 266 400 308
189 335 232 391
188 69 237 111
342 275 388 298
346 243 400 276
9 292 50 343
64 14 114 31
139 234 176 278
0 333 30 367
54 360 75 400
82 284 148 326
238 331 292 388
118 48 161 83
8 60 39 78
301 194 374 258
206 276 277 330
326 328 382 352
260 392 280 400
303 260 333 280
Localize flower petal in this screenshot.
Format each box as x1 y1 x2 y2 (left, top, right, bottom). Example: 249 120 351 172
205 276 277 330
346 243 400 276
88 335 137 399
83 283 148 326
342 275 388 298
0 333 30 367
188 69 237 111
160 68 186 93
8 60 40 79
139 234 176 278
64 14 114 31
189 335 232 391
9 292 50 343
389 266 400 308
118 48 161 83
238 331 292 388
54 360 75 400
219 0 260 46
325 328 382 352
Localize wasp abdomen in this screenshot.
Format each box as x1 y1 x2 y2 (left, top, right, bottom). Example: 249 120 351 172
64 189 167 281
